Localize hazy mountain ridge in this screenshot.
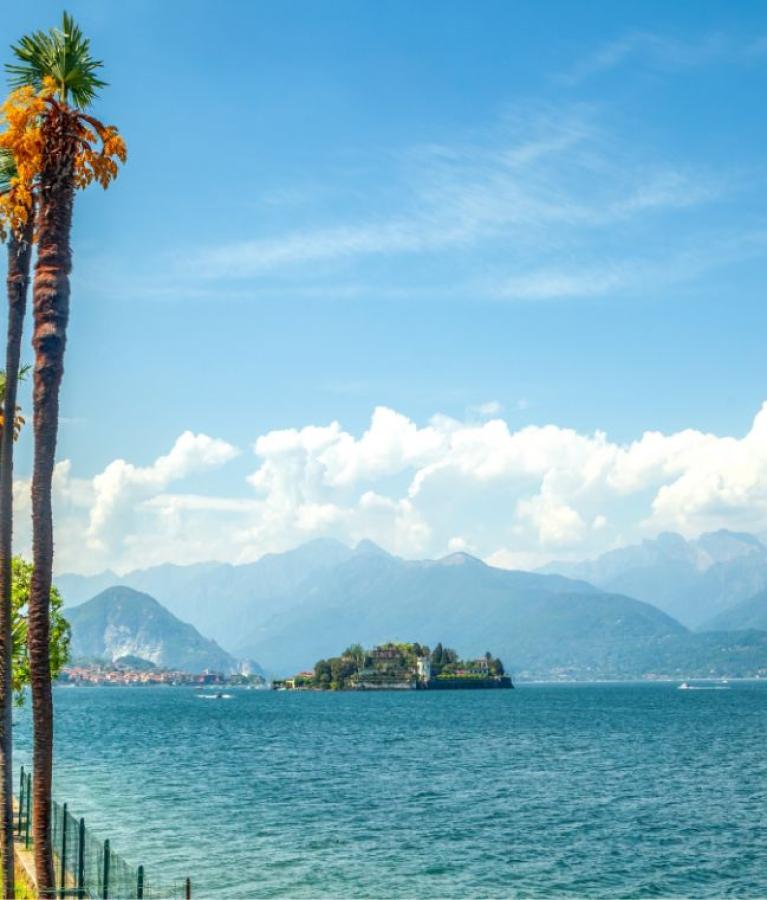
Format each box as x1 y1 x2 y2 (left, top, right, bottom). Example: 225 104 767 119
541 530 767 627
703 588 767 632
57 538 353 647
66 586 255 674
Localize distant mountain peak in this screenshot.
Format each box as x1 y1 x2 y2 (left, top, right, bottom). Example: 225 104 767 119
353 539 390 557
695 529 766 562
437 552 485 567
85 585 162 609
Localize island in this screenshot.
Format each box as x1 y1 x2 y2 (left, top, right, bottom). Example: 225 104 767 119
272 642 513 690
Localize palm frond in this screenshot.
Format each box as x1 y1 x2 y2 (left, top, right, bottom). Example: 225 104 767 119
6 10 107 109
0 365 31 398
0 149 16 195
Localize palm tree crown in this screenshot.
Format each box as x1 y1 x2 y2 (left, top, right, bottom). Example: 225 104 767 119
6 11 106 108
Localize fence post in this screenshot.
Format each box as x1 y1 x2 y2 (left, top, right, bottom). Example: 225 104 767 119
136 865 144 900
186 876 192 899
17 766 24 836
59 802 68 900
102 838 110 900
77 818 85 899
24 773 31 849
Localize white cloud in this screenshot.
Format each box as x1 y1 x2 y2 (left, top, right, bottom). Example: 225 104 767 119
14 404 767 575
86 431 239 551
243 403 767 565
12 433 239 574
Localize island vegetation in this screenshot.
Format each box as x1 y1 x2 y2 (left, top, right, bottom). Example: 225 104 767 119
273 641 512 691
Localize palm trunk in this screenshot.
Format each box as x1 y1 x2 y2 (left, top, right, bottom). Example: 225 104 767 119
0 212 33 898
29 110 75 894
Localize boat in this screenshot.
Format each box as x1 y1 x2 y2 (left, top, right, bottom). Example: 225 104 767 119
678 681 691 690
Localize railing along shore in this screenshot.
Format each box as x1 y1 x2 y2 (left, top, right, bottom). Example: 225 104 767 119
16 766 191 899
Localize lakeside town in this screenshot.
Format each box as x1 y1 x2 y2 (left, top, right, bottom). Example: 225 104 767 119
60 659 267 688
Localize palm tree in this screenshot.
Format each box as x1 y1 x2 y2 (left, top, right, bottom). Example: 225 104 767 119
5 13 125 891
0 149 33 898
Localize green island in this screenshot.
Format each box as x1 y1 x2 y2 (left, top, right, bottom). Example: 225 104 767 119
272 641 513 691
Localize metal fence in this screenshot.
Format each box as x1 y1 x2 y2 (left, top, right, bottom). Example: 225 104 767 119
17 766 191 899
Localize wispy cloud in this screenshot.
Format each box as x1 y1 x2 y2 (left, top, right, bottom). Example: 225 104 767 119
185 103 733 300
558 29 767 86
484 229 767 302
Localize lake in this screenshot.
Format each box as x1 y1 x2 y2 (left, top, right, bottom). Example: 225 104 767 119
13 682 767 898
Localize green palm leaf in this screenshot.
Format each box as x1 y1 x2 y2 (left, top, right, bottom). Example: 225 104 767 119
6 10 106 108
0 149 16 196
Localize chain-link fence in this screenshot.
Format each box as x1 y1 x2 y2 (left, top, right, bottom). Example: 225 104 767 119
17 766 191 899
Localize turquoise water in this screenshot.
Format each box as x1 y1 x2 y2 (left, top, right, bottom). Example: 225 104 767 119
13 682 767 898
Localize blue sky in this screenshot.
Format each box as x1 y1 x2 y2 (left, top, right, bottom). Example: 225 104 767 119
5 1 767 573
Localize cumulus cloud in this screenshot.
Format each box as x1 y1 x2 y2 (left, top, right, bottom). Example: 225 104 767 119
87 431 239 550
13 405 767 575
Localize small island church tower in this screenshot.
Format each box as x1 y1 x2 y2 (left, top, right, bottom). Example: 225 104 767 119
416 656 431 682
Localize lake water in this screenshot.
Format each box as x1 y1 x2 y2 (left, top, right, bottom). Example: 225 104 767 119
12 682 767 898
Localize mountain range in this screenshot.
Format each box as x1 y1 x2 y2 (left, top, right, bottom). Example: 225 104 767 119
57 538 353 649
540 530 767 629
58 532 767 679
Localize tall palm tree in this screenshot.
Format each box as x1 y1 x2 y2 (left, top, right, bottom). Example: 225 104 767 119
0 149 33 898
6 13 125 891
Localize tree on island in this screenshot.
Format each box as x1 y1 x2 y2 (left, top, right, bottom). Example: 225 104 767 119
2 14 126 889
430 643 459 674
343 643 365 671
330 656 357 688
314 659 332 686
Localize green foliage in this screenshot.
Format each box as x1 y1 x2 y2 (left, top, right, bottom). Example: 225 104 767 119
330 655 357 688
314 659 331 686
343 643 365 669
6 11 107 108
0 149 16 196
0 365 32 395
430 642 459 674
11 557 71 704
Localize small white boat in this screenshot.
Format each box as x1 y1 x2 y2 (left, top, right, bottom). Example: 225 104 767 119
678 681 691 690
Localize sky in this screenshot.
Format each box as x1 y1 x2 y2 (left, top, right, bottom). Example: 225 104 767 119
4 0 767 574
